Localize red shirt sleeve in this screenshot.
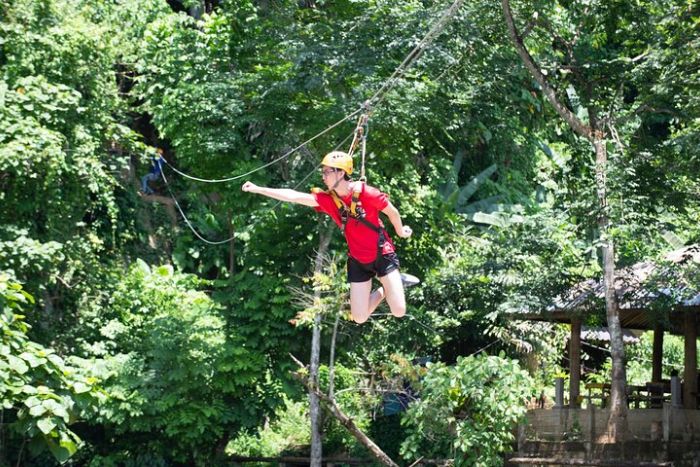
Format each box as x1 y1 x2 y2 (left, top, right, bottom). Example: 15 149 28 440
360 184 390 211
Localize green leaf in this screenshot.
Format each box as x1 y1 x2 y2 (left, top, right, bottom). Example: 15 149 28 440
20 351 46 368
24 396 41 408
155 264 174 277
456 164 497 209
37 417 57 435
8 354 28 374
72 381 91 394
29 403 48 417
136 258 151 275
60 437 78 457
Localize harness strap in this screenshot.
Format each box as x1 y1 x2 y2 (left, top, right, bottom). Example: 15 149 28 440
324 184 387 249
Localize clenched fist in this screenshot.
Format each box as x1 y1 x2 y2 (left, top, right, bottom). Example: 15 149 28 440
242 181 258 193
397 225 413 238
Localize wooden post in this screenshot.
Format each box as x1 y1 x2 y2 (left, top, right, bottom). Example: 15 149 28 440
683 312 697 409
671 375 682 408
652 323 664 382
570 318 582 408
554 378 565 407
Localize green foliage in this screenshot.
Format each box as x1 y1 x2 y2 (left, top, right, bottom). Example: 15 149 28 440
227 363 374 459
400 353 535 466
415 209 588 361
227 397 310 459
1 0 698 462
78 261 266 464
0 274 101 464
587 332 687 387
318 364 376 455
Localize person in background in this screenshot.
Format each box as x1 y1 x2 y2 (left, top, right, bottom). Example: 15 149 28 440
141 149 165 195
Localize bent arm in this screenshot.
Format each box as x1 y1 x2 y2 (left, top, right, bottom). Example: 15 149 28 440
245 184 318 208
381 202 404 234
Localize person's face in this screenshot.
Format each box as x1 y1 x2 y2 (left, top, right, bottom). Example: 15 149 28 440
321 166 342 187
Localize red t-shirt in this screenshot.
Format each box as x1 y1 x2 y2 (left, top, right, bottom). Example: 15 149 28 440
312 183 395 263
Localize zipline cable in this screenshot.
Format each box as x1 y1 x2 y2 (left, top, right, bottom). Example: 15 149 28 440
161 0 465 184
365 0 465 109
163 130 357 244
162 107 364 184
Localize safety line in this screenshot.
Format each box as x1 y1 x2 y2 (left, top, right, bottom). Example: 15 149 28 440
161 169 236 245
163 130 356 244
162 0 464 184
162 107 364 183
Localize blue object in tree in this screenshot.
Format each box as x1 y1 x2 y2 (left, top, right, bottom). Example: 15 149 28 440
141 153 164 195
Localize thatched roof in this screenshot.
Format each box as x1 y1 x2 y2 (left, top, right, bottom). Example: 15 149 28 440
522 245 700 333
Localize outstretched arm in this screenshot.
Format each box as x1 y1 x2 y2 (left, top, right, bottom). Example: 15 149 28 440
242 181 319 208
381 202 412 238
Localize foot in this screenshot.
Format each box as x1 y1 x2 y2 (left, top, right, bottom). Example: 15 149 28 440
400 273 420 288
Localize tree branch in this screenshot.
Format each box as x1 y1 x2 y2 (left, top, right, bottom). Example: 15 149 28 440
502 0 593 140
290 355 400 467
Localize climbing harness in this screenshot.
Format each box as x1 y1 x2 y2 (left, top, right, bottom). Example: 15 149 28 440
312 182 389 255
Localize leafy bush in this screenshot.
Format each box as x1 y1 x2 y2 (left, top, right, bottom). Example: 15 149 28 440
400 353 534 466
227 397 310 459
0 274 101 464
81 261 266 464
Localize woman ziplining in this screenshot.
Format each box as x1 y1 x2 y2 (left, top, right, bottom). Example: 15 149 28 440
242 150 419 324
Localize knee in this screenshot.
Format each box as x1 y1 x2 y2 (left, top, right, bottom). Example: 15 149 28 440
391 304 406 319
353 313 369 324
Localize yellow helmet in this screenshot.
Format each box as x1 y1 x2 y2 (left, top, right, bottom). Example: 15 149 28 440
321 151 353 175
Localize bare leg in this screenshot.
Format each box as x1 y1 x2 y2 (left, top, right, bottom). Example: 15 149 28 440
350 280 385 324
378 269 406 318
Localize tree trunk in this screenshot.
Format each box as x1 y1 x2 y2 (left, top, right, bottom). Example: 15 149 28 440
569 318 581 408
502 0 628 441
592 136 628 440
309 222 333 467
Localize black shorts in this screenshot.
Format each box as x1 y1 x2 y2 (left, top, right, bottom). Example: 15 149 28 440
347 252 400 283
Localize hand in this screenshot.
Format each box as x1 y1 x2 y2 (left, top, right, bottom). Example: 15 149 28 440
398 225 413 238
242 181 258 193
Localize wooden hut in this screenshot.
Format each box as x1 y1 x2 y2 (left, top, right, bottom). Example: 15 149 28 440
520 244 700 410
509 245 700 465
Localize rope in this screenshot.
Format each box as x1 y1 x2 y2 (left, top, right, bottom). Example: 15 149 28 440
359 117 368 182
344 112 370 181
161 169 236 246
162 106 364 184
162 0 464 185
243 129 356 231
163 130 356 245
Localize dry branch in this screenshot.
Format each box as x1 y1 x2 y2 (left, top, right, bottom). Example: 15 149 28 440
290 354 400 467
